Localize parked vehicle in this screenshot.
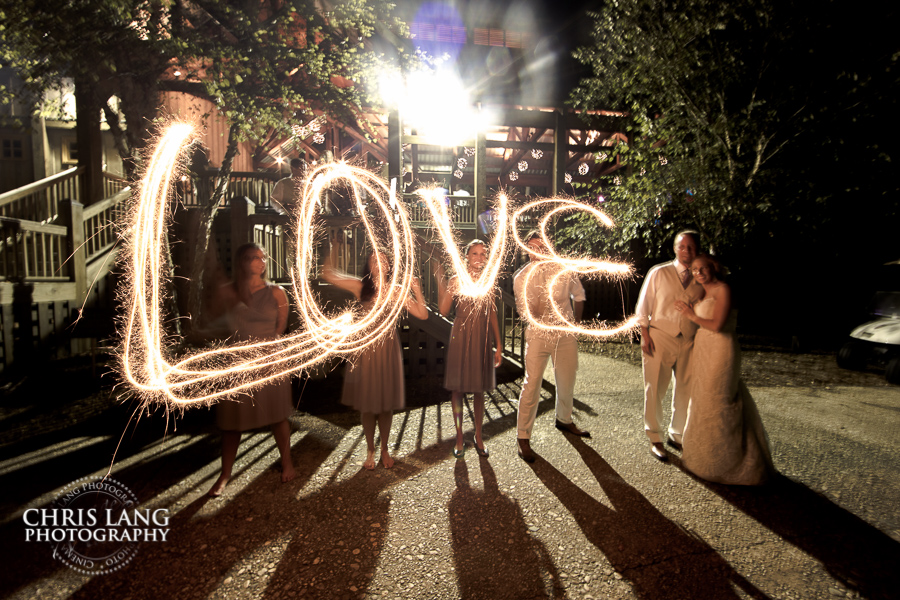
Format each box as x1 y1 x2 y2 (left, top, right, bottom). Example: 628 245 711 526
837 290 900 384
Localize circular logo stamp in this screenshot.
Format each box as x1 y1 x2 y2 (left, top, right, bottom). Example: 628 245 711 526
23 476 170 575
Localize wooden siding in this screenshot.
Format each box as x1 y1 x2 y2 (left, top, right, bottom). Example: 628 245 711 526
160 92 253 171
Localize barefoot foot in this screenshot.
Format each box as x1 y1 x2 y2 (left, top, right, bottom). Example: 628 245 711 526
363 450 377 471
281 463 296 483
208 475 229 497
381 452 394 469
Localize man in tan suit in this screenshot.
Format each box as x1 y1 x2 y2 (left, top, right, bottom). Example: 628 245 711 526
635 231 704 461
514 233 589 463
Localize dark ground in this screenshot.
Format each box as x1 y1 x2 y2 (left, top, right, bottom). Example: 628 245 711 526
1 340 898 600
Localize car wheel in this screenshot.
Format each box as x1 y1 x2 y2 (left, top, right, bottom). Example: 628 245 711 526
886 356 900 385
837 341 867 371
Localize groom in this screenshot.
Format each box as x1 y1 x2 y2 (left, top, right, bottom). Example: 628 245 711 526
635 231 704 461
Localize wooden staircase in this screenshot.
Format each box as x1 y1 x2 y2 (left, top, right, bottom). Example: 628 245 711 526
0 168 128 372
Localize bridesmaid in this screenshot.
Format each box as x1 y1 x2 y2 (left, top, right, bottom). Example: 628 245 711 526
209 243 295 496
435 240 503 458
323 235 428 470
674 254 775 485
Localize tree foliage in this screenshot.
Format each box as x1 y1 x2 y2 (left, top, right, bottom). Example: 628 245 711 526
1 0 408 172
160 0 408 326
1 0 178 169
2 0 410 335
564 0 898 263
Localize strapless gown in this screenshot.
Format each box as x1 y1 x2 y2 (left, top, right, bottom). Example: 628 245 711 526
681 297 775 485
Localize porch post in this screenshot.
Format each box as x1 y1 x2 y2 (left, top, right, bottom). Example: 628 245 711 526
552 110 566 195
231 195 256 249
59 199 87 304
387 109 402 188
74 78 103 206
474 129 486 225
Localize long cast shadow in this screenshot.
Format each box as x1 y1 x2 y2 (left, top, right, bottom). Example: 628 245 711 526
0 421 337 599
0 405 230 598
66 429 382 599
449 458 563 599
676 459 900 600
66 431 495 600
531 438 769 600
0 360 572 598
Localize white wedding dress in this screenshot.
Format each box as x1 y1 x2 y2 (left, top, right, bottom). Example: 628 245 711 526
681 297 774 485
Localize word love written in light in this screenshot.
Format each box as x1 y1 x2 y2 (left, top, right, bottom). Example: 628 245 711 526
121 123 636 410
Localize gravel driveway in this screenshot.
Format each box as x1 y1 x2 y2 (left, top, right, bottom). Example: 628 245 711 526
1 344 898 600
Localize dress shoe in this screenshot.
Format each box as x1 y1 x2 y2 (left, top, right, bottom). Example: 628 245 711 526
666 436 683 451
555 420 591 438
517 438 537 463
650 442 668 462
473 436 490 458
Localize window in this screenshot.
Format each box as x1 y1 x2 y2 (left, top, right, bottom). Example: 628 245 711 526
410 22 466 44
61 137 78 165
1 138 24 160
472 28 530 49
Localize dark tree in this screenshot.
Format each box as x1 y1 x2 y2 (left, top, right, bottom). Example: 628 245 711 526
565 0 899 342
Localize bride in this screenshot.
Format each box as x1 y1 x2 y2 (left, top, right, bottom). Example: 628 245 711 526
674 254 775 485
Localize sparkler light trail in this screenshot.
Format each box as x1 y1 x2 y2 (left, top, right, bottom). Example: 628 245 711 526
121 124 417 409
513 198 639 338
417 187 508 299
289 162 417 355
121 125 639 409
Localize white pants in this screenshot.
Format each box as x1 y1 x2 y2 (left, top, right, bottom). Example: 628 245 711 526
642 329 693 444
517 334 578 439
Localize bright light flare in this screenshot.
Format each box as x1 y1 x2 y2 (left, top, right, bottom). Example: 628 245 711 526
379 68 489 146
513 198 639 338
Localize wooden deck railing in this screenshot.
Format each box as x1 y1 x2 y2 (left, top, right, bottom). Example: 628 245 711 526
0 166 83 224
0 172 131 371
0 175 130 286
0 170 507 371
178 171 281 209
404 193 478 228
102 171 130 199
0 217 69 281
83 188 130 262
179 171 481 229
255 212 527 365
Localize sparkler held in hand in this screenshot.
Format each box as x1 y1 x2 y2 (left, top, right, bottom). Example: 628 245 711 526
511 198 639 338
121 125 421 409
434 240 503 459
120 124 638 422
